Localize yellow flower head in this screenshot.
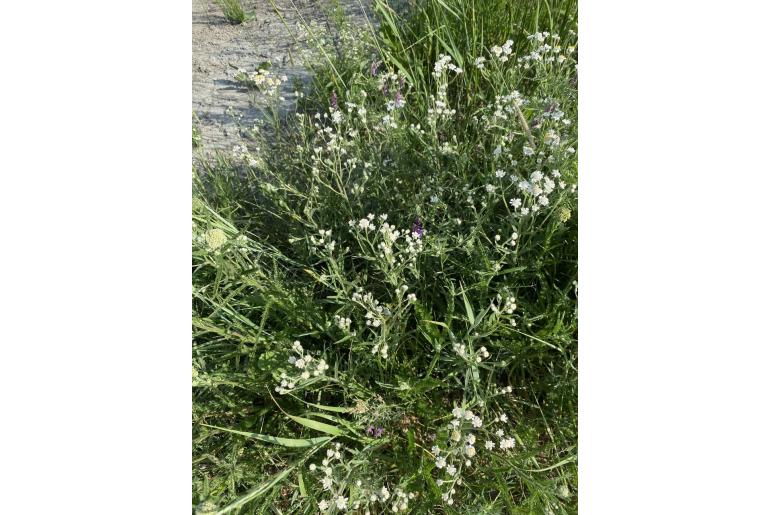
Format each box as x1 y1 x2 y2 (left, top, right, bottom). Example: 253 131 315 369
205 228 228 250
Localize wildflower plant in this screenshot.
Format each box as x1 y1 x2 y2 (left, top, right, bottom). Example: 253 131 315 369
193 0 577 513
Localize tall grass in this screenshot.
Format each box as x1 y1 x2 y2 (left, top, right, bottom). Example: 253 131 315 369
193 1 577 513
216 0 246 25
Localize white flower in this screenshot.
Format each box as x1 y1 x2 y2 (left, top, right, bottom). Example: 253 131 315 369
485 184 496 193
523 146 535 156
466 445 477 457
435 456 446 468
495 169 506 178
407 293 417 303
485 440 496 450
472 416 483 428
509 198 522 209
331 110 342 124
318 499 329 511
452 407 463 419
500 413 508 423
466 434 476 445
500 437 517 450
309 463 317 471
321 477 333 490
446 464 457 476
335 495 348 510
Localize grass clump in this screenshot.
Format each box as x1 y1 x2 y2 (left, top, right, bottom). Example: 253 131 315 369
193 0 577 513
216 0 246 25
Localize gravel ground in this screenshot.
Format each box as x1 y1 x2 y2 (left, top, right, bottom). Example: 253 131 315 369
192 0 372 161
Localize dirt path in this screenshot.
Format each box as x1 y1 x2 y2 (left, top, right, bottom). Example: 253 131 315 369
192 0 372 160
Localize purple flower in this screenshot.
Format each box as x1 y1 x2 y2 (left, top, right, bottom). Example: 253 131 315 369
365 426 384 438
370 60 380 77
412 217 424 238
394 90 404 109
330 91 338 110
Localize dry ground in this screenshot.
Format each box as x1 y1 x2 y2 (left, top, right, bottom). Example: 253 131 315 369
192 0 371 160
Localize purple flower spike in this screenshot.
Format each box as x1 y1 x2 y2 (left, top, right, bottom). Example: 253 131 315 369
394 90 404 109
370 60 380 77
330 91 338 110
366 426 375 436
374 427 384 438
412 217 424 239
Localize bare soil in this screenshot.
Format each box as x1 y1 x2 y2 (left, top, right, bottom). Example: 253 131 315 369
192 0 371 160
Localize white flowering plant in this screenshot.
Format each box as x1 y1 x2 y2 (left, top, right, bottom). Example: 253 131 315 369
194 0 577 513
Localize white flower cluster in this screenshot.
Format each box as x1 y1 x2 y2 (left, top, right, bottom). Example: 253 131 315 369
333 314 352 332
509 169 566 216
433 407 484 506
312 444 349 512
491 293 517 317
310 229 337 252
432 53 463 77
428 54 461 125
388 488 414 513
351 288 389 358
491 91 525 122
517 32 574 69
451 343 490 363
490 39 514 63
235 68 287 96
486 413 517 451
274 340 329 394
347 214 425 270
231 144 259 168
311 445 415 514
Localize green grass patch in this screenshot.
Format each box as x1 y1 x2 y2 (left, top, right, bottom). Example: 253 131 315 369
193 0 577 513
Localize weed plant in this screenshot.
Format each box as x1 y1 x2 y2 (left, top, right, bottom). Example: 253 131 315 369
217 0 246 25
193 0 577 513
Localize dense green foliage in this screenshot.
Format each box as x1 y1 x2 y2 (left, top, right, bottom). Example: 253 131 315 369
193 1 577 513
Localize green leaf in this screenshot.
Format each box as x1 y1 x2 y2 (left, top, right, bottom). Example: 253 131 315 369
214 463 296 514
460 286 475 325
287 414 346 436
202 424 332 448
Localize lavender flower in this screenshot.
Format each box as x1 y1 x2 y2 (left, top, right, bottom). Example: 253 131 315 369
365 426 384 438
370 60 380 77
330 91 338 110
412 217 424 238
394 90 404 109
